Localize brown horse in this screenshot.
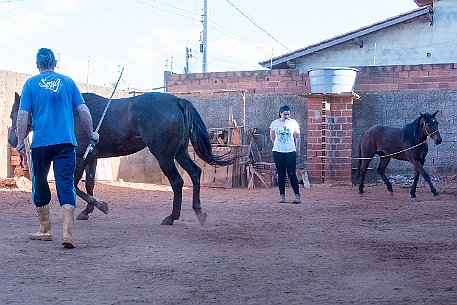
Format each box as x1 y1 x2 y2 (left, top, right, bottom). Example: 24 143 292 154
355 112 442 201
9 92 242 225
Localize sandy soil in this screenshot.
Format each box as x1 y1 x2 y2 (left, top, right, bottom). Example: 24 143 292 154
0 179 456 305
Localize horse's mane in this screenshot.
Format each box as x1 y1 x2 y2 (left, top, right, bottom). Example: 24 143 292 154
402 115 424 142
82 92 105 101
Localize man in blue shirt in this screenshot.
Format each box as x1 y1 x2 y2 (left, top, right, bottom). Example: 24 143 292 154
16 48 99 249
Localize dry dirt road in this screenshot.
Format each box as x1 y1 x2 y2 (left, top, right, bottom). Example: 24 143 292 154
0 179 456 305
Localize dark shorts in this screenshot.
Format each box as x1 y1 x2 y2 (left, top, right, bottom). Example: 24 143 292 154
30 143 76 207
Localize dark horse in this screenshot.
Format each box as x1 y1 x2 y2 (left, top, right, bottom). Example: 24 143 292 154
355 111 442 201
8 92 241 225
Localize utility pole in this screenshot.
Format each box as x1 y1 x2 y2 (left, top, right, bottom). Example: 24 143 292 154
201 0 208 73
185 47 192 74
86 54 90 86
56 53 61 72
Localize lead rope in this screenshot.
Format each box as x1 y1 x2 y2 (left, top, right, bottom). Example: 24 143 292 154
83 68 124 160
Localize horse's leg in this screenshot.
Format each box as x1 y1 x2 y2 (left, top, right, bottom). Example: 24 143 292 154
377 157 394 194
74 159 90 220
84 159 109 214
175 149 206 225
157 157 184 225
411 159 440 199
358 158 372 196
410 170 420 201
75 158 109 220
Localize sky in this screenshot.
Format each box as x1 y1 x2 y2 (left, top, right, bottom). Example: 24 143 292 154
0 0 419 91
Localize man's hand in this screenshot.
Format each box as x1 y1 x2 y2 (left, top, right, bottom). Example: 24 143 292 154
16 141 26 168
91 131 100 143
16 141 25 155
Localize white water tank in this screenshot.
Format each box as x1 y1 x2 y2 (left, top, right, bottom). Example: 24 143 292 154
308 67 358 94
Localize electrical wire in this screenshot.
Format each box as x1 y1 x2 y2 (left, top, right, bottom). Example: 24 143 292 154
134 0 196 19
224 0 290 51
186 0 199 46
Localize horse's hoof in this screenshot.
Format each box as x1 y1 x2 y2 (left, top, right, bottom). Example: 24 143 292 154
196 212 208 225
358 192 364 197
434 194 441 200
161 216 174 225
76 212 89 220
389 191 394 197
410 197 418 202
95 200 109 214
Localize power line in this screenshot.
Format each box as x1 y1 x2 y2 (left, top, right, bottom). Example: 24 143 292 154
134 0 195 19
224 0 290 51
136 0 195 15
186 0 199 46
133 1 272 59
208 19 268 55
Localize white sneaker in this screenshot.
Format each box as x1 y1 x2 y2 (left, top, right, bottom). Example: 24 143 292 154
293 194 301 204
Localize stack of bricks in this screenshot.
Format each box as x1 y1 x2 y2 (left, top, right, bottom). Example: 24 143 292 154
306 94 354 184
253 162 276 188
10 147 30 179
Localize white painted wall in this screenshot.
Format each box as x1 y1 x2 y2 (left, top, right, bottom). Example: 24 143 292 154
294 0 457 73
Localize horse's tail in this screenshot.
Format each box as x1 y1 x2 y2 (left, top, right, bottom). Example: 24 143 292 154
179 98 243 166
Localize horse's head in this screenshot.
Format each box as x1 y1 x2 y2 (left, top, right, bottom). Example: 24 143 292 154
8 92 32 148
420 111 442 145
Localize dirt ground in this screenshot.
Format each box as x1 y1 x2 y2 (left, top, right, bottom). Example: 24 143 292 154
0 178 456 305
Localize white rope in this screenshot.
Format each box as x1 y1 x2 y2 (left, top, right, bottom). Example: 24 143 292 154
353 130 438 160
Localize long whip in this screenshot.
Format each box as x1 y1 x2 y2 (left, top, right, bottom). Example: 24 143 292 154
83 67 124 160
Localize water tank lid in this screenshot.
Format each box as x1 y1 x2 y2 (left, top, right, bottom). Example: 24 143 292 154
308 67 358 74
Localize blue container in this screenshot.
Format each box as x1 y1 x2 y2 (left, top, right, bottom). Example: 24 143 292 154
308 67 358 94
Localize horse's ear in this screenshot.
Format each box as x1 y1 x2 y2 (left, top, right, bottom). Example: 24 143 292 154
432 110 438 117
14 92 20 101
419 112 424 117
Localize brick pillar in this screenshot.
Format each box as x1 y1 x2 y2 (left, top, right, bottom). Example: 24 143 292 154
306 94 356 184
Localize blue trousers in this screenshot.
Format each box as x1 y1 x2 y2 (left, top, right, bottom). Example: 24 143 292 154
273 151 300 196
30 143 77 207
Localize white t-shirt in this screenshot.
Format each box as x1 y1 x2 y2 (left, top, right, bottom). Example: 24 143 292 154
270 118 300 153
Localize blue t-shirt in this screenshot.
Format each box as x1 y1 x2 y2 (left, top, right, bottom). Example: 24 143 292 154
20 71 85 148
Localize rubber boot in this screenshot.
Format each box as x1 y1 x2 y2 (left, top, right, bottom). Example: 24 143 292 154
62 204 75 249
29 205 52 241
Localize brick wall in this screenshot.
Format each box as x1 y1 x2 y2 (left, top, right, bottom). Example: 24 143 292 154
166 63 457 183
166 69 310 94
166 64 457 94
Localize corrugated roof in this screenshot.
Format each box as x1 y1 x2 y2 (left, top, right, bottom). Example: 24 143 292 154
259 5 432 69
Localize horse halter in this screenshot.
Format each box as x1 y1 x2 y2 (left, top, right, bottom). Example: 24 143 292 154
423 120 438 139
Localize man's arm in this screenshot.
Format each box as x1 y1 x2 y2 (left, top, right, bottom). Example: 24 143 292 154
76 104 99 143
15 110 29 153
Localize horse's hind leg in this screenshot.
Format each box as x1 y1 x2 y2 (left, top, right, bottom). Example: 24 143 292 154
156 157 184 225
410 170 420 201
358 158 372 196
377 157 394 194
175 149 206 225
